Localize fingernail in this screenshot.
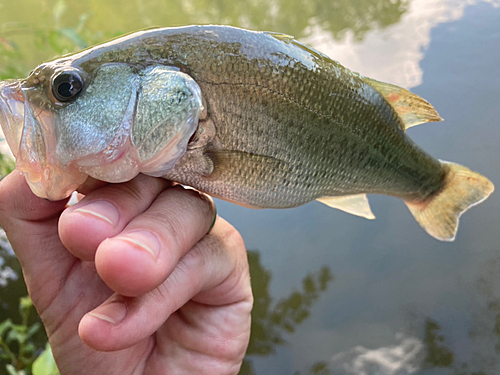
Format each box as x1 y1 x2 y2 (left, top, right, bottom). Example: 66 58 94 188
73 201 119 227
87 302 127 325
113 231 161 260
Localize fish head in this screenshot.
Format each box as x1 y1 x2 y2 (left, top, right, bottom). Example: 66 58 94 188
0 59 203 200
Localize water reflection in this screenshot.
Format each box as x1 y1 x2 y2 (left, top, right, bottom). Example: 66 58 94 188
136 0 409 41
241 251 334 374
0 0 409 81
305 0 500 89
323 319 479 374
309 257 500 375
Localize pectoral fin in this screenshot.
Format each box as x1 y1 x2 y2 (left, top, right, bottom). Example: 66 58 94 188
362 77 443 130
316 194 376 220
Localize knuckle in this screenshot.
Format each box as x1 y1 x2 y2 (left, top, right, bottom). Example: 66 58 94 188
212 337 249 366
142 209 186 248
105 181 144 203
217 221 246 253
173 186 215 218
186 235 221 269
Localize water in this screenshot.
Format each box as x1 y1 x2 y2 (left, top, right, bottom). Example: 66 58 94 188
1 0 500 374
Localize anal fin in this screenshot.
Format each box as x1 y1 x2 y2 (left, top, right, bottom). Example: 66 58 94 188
316 194 375 220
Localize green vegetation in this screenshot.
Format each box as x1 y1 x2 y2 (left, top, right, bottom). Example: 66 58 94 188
0 153 14 178
0 297 58 375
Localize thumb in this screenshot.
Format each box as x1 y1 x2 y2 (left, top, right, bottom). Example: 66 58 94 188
0 171 72 291
0 171 69 222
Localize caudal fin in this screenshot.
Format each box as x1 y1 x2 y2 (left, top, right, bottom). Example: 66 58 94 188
405 162 494 241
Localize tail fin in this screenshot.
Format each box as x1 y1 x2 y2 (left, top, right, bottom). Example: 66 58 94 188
405 162 494 241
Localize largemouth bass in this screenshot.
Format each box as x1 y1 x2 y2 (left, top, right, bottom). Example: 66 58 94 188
0 25 494 241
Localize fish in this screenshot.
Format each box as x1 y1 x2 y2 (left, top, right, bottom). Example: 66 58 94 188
0 25 494 241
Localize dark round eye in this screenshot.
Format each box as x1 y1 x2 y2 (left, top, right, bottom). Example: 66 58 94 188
52 72 83 102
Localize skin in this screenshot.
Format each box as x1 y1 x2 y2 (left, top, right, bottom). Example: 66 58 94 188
0 172 253 375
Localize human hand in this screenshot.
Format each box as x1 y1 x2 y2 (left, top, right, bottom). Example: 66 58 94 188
0 171 252 375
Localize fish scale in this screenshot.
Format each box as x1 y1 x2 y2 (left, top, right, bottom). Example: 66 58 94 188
192 75 435 201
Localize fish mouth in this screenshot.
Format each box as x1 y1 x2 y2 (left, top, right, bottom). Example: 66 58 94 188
0 80 25 157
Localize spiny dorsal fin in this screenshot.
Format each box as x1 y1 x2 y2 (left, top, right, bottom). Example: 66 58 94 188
267 31 295 41
362 77 443 130
316 194 375 220
267 32 331 61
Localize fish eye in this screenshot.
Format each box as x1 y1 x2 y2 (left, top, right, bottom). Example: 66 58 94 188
52 71 83 102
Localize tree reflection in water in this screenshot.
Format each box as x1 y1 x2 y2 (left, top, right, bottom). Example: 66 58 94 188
240 251 334 375
423 318 453 368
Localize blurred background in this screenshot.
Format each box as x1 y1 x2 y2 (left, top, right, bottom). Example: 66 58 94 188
0 0 500 374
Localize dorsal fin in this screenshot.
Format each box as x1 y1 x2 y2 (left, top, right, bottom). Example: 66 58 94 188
266 31 295 41
267 32 331 61
316 194 375 220
362 77 443 130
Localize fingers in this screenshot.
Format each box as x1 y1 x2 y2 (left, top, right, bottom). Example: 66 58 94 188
59 174 171 260
0 171 68 223
61 174 216 296
94 186 216 296
79 218 252 353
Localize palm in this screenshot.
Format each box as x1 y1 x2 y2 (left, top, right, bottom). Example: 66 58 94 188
0 172 252 375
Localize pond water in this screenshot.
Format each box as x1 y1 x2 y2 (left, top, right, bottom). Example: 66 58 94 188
1 0 500 374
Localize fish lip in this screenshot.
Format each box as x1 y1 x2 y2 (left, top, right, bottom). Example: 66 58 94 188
0 80 25 157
